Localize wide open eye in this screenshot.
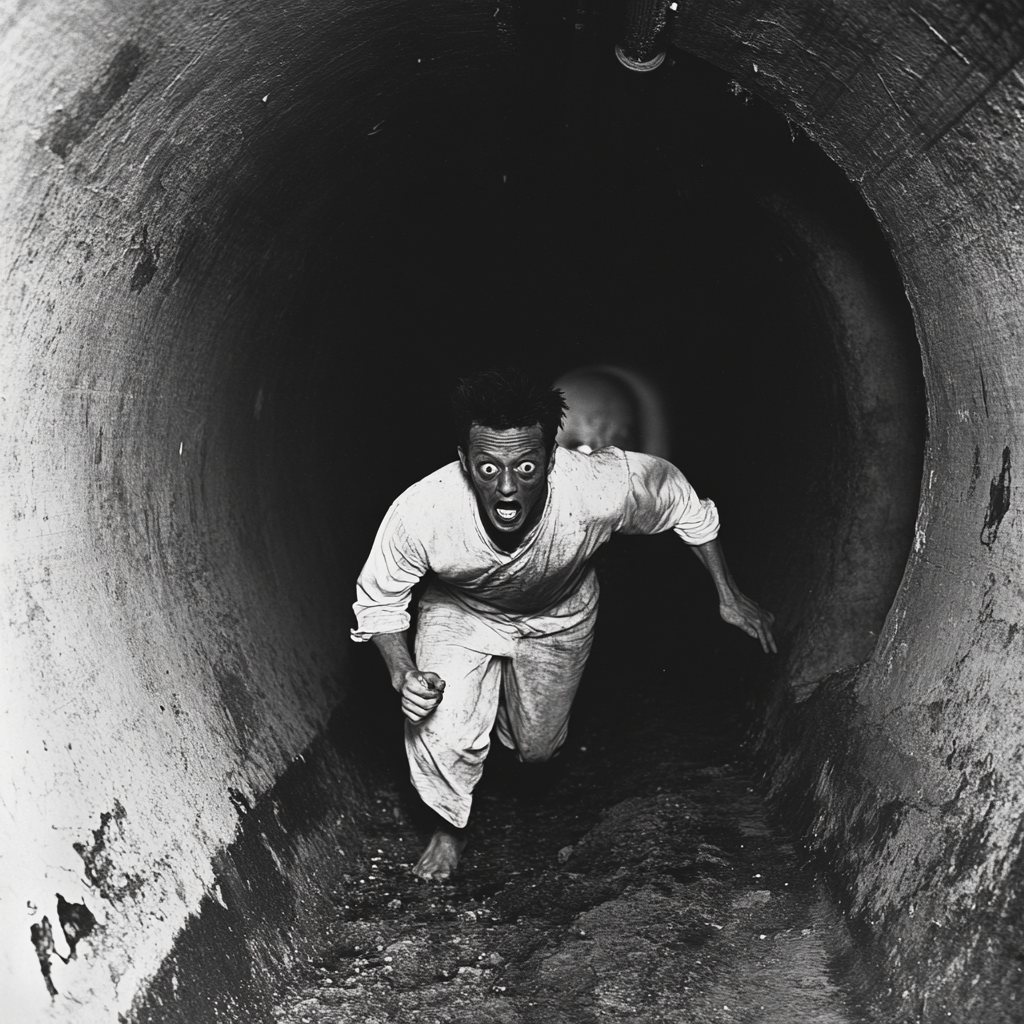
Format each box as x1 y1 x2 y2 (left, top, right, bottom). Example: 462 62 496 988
477 462 499 478
518 461 537 475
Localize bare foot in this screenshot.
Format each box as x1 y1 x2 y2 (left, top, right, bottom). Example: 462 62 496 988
412 824 467 882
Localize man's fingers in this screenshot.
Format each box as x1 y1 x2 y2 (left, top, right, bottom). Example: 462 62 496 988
723 601 777 654
401 671 446 723
405 672 446 697
404 690 440 710
403 688 443 712
402 694 441 721
753 621 767 651
405 673 430 694
406 681 439 700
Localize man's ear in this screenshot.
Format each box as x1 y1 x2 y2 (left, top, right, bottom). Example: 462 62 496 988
457 447 468 473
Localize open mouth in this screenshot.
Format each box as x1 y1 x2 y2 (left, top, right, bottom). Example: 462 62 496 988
494 501 521 524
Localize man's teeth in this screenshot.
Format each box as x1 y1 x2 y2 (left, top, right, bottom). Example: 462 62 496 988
496 507 518 520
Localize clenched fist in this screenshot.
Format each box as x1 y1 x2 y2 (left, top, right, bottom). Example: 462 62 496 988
395 669 446 722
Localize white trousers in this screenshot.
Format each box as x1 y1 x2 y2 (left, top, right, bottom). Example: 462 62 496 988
406 589 596 828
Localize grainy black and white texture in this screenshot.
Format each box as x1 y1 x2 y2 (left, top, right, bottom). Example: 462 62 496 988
0 1 1019 1022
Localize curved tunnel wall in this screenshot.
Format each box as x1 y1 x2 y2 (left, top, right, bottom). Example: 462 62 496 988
671 3 1024 1016
0 0 498 1014
0 1 1019 1022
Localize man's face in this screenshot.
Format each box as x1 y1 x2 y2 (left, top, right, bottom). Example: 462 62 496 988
459 424 550 537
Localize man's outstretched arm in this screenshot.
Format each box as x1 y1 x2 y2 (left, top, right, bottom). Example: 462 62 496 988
371 630 447 722
689 538 777 653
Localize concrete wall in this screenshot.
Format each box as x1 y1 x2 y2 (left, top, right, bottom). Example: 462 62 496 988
0 0 1020 1021
671 2 1024 1018
0 0 493 1016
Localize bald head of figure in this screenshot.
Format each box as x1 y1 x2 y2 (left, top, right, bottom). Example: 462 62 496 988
555 369 640 454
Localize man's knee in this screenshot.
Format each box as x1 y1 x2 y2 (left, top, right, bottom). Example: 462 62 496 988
516 738 564 764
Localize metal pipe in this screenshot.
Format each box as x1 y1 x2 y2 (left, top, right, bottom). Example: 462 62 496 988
615 0 671 71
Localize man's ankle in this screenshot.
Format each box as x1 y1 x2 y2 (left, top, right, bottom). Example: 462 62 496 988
430 812 467 839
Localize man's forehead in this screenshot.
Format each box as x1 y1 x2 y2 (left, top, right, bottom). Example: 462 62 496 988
466 423 545 455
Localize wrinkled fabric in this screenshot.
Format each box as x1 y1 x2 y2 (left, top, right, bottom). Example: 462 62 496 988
406 587 596 827
351 446 718 641
351 445 719 827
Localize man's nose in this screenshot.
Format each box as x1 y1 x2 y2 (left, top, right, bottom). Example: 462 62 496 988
498 469 517 495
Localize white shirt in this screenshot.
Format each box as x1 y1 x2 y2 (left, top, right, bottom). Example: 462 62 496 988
351 446 719 642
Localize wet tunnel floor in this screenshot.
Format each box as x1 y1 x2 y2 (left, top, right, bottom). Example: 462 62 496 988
274 724 875 1024
275 545 875 1024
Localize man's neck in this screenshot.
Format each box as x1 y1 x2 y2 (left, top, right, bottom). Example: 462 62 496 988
484 520 524 552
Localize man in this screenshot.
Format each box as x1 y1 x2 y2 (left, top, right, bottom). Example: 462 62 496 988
352 367 776 881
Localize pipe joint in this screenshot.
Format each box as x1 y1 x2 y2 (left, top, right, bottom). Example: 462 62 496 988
615 0 671 72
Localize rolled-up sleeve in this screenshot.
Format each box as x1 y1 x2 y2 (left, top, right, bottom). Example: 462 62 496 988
617 450 720 545
351 500 430 641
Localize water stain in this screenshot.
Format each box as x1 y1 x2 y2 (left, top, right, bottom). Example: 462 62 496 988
56 893 97 959
966 445 980 499
40 42 145 160
29 916 59 997
73 799 145 902
228 787 253 816
213 660 257 754
129 225 159 293
980 446 1011 548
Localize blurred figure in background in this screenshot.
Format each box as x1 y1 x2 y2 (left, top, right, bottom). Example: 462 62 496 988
555 365 670 458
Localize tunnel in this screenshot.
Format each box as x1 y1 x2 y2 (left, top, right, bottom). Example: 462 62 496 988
1 0 1021 1021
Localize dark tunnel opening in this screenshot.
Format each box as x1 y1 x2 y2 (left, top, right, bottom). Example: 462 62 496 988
293 33 925 735
211 37 932 1015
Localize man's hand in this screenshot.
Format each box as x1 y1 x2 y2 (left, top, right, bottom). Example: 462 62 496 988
371 633 446 722
719 593 777 654
396 670 446 723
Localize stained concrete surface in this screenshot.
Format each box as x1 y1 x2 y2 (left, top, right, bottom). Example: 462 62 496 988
276 752 862 1024
273 541 875 1024
2 0 1022 1021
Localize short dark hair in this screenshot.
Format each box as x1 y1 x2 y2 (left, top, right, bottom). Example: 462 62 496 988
452 366 568 455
